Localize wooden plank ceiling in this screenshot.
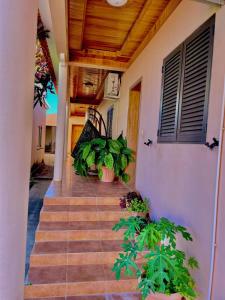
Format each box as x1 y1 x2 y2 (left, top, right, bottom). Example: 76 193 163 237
68 0 182 107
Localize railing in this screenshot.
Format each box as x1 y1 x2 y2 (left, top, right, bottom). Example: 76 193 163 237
87 107 108 137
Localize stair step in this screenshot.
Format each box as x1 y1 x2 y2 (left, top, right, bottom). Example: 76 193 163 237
44 197 120 206
35 229 124 242
25 293 141 300
39 220 116 231
24 279 138 299
42 205 121 212
40 211 130 222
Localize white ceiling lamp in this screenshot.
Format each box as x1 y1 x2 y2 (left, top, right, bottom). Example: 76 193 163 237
106 0 128 7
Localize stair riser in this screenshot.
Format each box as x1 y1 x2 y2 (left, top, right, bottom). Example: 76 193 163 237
44 197 120 206
24 280 138 298
36 230 124 242
40 211 129 222
30 252 122 267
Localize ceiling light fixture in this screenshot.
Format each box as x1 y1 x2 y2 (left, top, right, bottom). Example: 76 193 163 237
106 0 128 7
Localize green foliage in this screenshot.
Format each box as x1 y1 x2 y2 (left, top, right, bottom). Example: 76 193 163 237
112 216 199 300
73 134 134 183
127 198 149 213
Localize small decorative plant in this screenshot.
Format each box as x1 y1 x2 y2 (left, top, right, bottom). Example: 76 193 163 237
120 191 142 209
112 216 199 300
127 198 149 213
73 134 134 183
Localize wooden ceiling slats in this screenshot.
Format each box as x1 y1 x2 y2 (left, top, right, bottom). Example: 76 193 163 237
68 0 182 112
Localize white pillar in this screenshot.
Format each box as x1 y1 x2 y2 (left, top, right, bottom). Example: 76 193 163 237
54 54 68 181
0 1 38 300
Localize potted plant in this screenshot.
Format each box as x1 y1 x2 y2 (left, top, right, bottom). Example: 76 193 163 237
73 134 134 183
112 216 199 300
120 192 149 217
127 197 149 217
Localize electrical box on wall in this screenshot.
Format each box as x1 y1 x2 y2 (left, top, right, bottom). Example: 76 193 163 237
104 72 121 100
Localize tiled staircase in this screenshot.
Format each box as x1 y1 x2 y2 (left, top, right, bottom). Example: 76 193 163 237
24 196 141 300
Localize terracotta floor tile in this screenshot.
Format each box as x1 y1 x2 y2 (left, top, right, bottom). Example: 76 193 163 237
101 240 123 252
67 296 105 300
67 221 100 230
39 222 70 231
96 205 121 211
43 205 70 212
25 297 65 300
67 265 105 282
68 240 102 253
33 242 67 254
69 205 97 212
29 266 66 284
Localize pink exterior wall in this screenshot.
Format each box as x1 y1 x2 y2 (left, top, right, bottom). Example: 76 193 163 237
103 1 225 298
31 104 46 165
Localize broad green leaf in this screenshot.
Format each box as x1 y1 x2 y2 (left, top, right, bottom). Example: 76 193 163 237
121 173 130 183
108 140 121 154
86 151 95 167
91 138 106 149
104 153 114 169
121 154 128 170
82 144 91 160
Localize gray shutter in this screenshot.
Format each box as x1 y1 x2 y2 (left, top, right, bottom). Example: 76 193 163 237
158 45 183 142
177 16 215 143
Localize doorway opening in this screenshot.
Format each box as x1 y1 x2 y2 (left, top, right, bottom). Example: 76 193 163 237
126 80 142 189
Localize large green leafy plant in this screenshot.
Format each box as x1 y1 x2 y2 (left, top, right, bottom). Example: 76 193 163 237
112 216 199 300
73 134 134 183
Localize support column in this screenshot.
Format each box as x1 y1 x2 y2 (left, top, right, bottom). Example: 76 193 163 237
0 1 38 300
54 54 68 181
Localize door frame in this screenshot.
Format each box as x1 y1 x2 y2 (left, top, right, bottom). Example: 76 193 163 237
127 77 143 188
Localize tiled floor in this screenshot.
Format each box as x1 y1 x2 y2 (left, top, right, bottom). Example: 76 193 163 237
24 160 141 299
45 159 130 198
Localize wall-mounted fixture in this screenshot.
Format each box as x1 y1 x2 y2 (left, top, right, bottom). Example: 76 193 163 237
106 0 128 7
104 72 121 100
205 137 219 150
144 139 153 147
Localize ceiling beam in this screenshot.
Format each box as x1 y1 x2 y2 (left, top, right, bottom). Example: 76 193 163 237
68 57 127 72
128 0 182 67
120 0 155 56
70 97 101 105
95 71 109 101
193 0 224 4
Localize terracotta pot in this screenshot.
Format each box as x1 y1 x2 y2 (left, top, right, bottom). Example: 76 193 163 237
101 166 115 182
146 293 182 300
130 211 147 218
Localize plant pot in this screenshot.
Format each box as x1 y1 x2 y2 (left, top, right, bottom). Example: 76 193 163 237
101 166 115 182
130 211 147 218
146 293 182 300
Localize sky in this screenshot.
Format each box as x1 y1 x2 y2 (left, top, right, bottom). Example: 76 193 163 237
46 83 58 115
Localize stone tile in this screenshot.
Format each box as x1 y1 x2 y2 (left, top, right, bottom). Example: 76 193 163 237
33 242 67 254
39 222 70 231
101 240 123 252
29 266 66 284
67 265 105 282
43 205 70 212
68 240 102 253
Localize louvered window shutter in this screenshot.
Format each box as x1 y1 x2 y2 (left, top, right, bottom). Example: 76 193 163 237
158 45 183 142
177 16 214 143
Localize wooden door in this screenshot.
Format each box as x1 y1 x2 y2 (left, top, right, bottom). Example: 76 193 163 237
71 125 84 152
126 82 141 188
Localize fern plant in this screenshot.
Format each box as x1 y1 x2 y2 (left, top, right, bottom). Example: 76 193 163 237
73 134 134 183
112 216 199 300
